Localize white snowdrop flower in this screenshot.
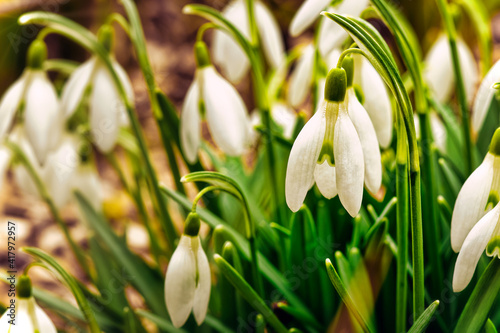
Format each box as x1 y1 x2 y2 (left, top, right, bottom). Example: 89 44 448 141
286 65 375 216
0 276 57 333
165 213 211 328
0 40 62 165
472 60 500 134
451 128 500 254
289 0 331 37
424 35 478 105
353 56 393 148
180 42 250 163
325 50 393 148
317 0 370 57
213 0 285 83
413 112 447 152
288 44 316 108
61 26 133 153
43 135 103 210
453 201 500 292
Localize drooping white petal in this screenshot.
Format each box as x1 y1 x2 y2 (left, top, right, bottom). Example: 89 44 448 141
89 63 121 153
334 102 364 217
43 136 81 210
10 127 42 198
457 39 478 105
286 103 326 212
33 298 58 333
192 237 211 325
271 102 297 139
453 204 500 292
424 35 454 103
451 153 495 252
24 71 62 164
472 59 500 134
212 0 250 83
180 80 201 163
0 147 11 190
73 166 102 212
0 72 27 140
61 58 96 119
165 235 197 328
112 59 134 127
430 112 447 152
316 78 326 107
314 160 337 198
289 0 331 37
424 36 478 104
202 67 250 156
347 89 382 194
256 2 285 69
0 298 56 333
318 0 369 56
355 56 393 148
0 299 34 332
288 44 315 108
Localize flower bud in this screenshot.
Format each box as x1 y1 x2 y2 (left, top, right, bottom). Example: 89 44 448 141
195 41 211 68
27 40 47 69
324 68 347 102
184 212 201 236
97 24 114 53
17 275 32 298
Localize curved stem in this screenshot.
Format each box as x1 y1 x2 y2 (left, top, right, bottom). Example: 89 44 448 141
196 23 217 42
336 48 365 68
106 13 132 37
435 0 473 173
190 185 264 296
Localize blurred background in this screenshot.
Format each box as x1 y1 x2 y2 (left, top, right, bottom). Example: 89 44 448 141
1 0 500 330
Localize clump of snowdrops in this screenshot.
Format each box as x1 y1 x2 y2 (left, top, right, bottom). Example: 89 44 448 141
2 0 500 332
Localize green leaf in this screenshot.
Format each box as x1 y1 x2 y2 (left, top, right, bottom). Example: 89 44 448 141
22 247 101 333
485 318 498 333
74 192 167 317
214 254 289 333
455 259 500 333
325 259 373 333
408 300 440 333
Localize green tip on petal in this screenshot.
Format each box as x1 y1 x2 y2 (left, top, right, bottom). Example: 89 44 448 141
489 128 500 156
353 84 364 104
342 56 354 87
194 41 211 68
324 68 347 102
184 212 201 236
97 24 115 53
27 40 47 69
486 235 500 258
17 275 32 298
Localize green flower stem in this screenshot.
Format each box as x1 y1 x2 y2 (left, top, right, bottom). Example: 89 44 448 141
435 0 473 174
183 172 264 296
214 254 289 333
106 12 131 37
43 59 78 75
6 141 91 279
19 12 179 254
418 112 444 298
396 115 409 333
457 0 492 76
23 247 101 333
119 0 186 199
105 152 162 266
